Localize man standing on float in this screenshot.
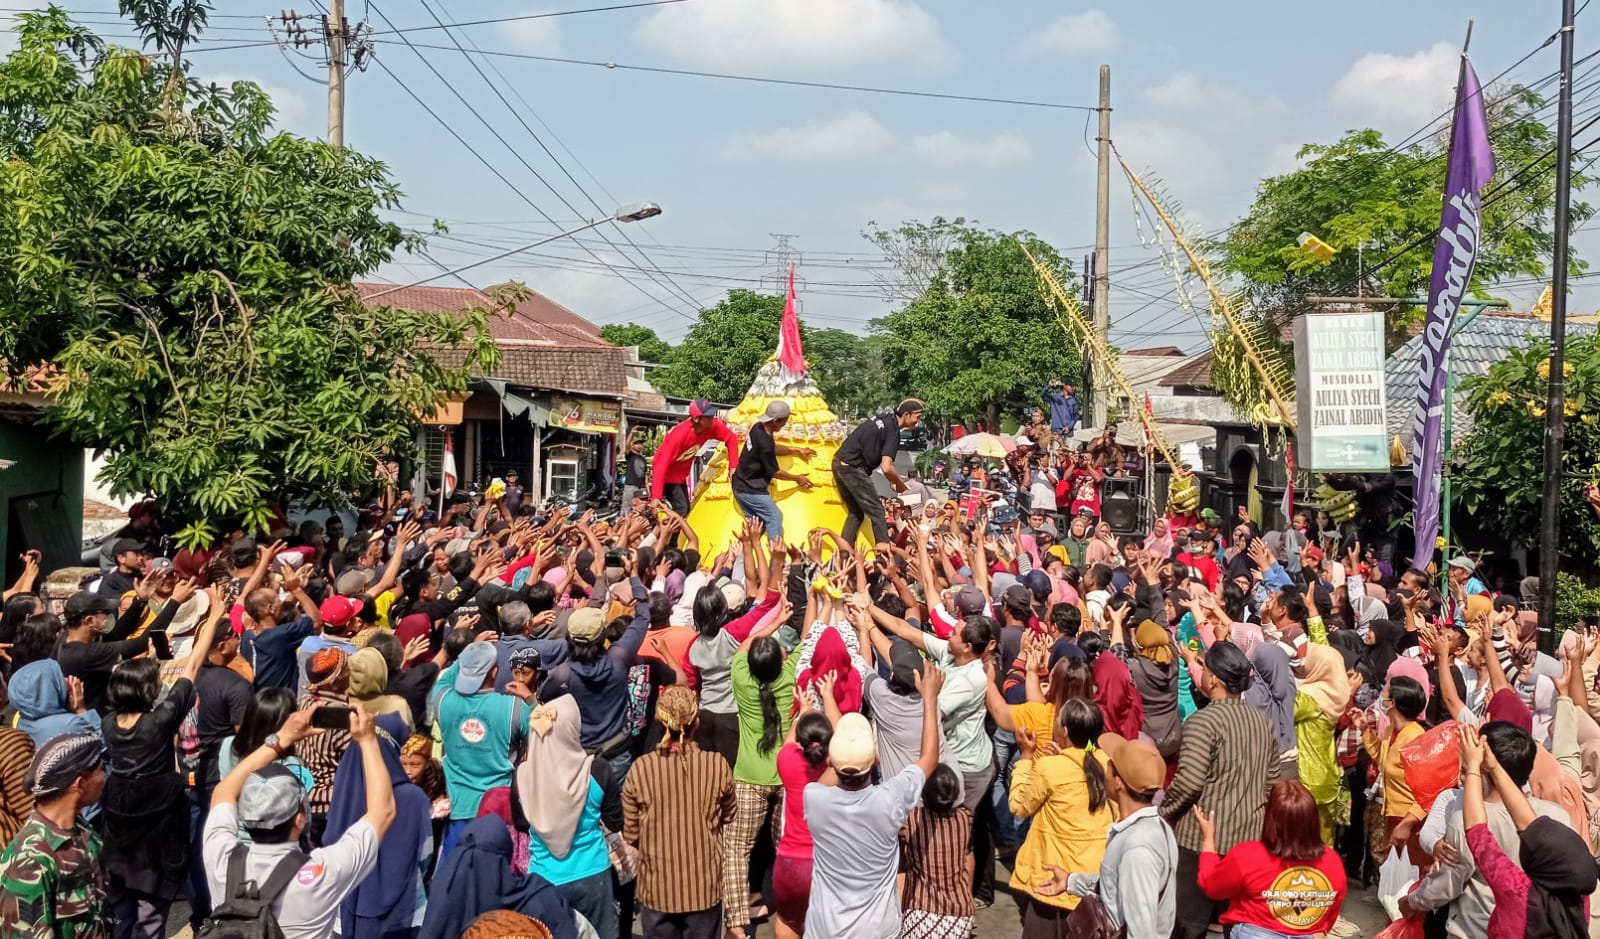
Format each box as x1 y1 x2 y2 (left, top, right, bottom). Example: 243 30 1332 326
832 399 924 545
650 399 741 517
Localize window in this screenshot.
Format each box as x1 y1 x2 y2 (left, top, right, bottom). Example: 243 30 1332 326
547 459 581 499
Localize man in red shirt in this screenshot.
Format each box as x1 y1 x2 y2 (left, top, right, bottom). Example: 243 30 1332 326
649 400 741 516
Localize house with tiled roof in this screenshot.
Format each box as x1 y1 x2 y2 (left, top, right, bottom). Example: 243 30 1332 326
356 283 632 501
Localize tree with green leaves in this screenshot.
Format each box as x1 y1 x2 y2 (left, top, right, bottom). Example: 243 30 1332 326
0 5 496 546
1224 88 1593 313
806 328 892 421
599 323 675 365
649 290 786 404
870 221 1083 429
1453 334 1600 571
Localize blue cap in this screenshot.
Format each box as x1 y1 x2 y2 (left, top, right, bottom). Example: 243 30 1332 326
454 641 498 695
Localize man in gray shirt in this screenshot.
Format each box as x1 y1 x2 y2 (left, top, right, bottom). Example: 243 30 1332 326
1049 733 1177 939
1400 721 1573 938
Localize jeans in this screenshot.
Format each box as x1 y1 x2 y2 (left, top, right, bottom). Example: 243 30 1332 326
662 483 691 518
640 905 722 939
989 729 1026 850
832 461 890 545
961 764 998 904
732 489 784 541
184 785 212 930
1230 926 1296 939
557 869 619 939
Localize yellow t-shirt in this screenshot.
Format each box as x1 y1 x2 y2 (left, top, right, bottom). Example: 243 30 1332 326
1012 702 1056 747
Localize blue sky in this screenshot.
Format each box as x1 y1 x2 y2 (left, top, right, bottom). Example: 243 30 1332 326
3 1 1586 347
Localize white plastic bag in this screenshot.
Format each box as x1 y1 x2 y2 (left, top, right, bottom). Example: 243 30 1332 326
1377 846 1419 921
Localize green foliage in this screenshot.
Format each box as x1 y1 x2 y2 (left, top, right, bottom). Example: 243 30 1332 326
0 6 496 546
650 290 787 403
872 221 1084 427
599 323 674 366
1452 334 1600 568
1556 571 1600 639
1224 88 1594 317
806 328 891 421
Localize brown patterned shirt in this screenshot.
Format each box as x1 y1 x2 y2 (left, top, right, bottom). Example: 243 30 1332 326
622 743 736 913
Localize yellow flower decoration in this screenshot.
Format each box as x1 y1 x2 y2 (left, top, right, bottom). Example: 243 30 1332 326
1489 390 1512 407
1529 402 1546 418
1565 361 1576 378
1540 359 1552 379
1436 536 1446 550
1584 413 1599 426
1566 400 1581 417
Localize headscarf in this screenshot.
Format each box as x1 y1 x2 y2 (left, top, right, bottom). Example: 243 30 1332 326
656 685 699 750
478 787 530 876
1143 520 1174 561
418 816 578 939
515 695 593 859
1092 653 1145 741
1386 656 1432 706
1298 643 1351 724
348 648 412 726
796 627 863 714
1517 816 1597 939
8 660 100 747
325 713 431 939
307 647 349 694
1464 594 1494 628
402 733 447 802
1244 643 1296 754
1134 620 1173 665
1230 622 1265 659
1361 620 1403 688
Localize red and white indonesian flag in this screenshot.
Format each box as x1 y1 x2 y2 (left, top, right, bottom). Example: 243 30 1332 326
442 433 458 497
776 263 806 382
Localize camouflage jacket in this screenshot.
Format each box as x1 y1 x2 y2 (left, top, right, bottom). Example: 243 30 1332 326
0 812 109 939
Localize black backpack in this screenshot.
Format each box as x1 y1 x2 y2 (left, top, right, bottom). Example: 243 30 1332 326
196 845 309 939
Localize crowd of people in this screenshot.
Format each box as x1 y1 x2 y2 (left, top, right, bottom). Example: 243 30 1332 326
0 392 1598 939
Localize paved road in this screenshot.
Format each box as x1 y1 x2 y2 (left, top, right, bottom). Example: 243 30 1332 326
168 859 1394 938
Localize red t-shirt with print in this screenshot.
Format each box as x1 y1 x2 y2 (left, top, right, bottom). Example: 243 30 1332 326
1198 841 1348 936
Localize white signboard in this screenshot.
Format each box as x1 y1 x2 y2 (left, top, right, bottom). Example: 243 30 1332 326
1293 311 1389 472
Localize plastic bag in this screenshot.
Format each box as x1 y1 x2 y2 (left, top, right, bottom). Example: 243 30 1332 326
1377 847 1420 921
1399 719 1462 814
1374 916 1424 939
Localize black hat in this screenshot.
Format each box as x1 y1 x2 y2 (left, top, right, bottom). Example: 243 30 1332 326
111 538 147 557
63 591 116 621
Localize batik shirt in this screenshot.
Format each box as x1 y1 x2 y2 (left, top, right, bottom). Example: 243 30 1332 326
0 812 109 939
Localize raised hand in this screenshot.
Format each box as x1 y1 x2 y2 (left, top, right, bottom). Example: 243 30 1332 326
170 576 198 605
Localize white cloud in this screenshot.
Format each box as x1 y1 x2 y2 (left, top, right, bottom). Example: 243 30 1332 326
1022 10 1116 56
1264 141 1310 177
912 131 1031 165
504 10 562 54
1113 121 1228 204
1147 73 1285 121
728 110 891 160
637 0 944 68
1332 41 1457 124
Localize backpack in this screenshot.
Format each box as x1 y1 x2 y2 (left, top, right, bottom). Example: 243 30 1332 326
196 844 309 939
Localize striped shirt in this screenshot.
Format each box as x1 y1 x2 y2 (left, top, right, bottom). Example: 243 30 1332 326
0 728 34 848
899 806 975 918
622 743 736 914
297 692 352 814
1158 697 1279 853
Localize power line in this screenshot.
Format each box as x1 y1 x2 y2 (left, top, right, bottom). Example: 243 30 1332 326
357 0 697 322
408 0 705 314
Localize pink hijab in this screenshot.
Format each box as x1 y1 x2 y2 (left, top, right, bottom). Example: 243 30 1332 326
1144 519 1175 560
1386 656 1432 705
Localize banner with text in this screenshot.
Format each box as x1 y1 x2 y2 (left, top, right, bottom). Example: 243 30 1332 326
1294 311 1390 472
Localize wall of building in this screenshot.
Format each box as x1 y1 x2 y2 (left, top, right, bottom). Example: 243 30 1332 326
0 417 85 581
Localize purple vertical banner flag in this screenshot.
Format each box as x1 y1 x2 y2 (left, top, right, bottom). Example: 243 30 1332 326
1412 56 1496 566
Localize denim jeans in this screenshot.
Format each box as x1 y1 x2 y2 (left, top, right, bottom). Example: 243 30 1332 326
732 489 785 541
1230 925 1296 939
989 728 1027 850
557 868 619 939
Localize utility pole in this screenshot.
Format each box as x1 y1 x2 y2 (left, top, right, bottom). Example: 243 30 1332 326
326 0 347 146
269 9 372 146
1092 65 1112 428
1539 0 1577 653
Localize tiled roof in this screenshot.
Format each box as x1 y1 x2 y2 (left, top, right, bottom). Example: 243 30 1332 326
1124 346 1186 357
1160 351 1216 389
1384 312 1596 445
356 282 627 397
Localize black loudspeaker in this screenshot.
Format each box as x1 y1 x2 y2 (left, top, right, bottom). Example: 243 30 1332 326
1101 477 1141 534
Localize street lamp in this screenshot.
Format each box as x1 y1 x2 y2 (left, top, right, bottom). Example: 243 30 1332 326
365 201 663 299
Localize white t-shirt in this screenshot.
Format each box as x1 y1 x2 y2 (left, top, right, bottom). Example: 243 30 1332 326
203 803 380 939
804 765 926 939
921 635 993 773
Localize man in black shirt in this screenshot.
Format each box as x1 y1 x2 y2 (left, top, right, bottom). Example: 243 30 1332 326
730 400 816 543
97 538 146 599
621 432 649 512
56 591 149 713
833 398 924 546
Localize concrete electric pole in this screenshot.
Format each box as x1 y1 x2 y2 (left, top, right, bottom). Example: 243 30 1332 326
1091 65 1112 429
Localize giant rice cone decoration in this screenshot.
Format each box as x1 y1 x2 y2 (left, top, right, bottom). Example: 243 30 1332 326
684 266 856 560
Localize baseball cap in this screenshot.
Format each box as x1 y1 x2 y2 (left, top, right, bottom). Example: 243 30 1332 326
567 607 606 644
238 763 308 828
1303 545 1325 565
63 591 116 621
335 569 375 597
25 732 103 798
761 400 791 423
111 538 147 557
1075 506 1096 518
828 712 878 775
1098 732 1166 796
454 641 499 695
719 579 747 610
1448 555 1476 573
1198 508 1219 521
319 595 361 630
689 399 718 418
953 584 988 616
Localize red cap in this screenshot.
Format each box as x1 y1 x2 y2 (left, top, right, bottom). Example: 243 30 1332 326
320 595 361 630
1304 546 1324 564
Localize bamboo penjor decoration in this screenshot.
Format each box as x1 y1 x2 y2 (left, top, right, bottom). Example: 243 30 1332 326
1118 160 1299 433
1020 243 1186 472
